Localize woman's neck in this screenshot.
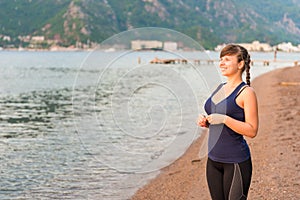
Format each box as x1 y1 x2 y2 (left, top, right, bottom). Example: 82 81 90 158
226 76 243 88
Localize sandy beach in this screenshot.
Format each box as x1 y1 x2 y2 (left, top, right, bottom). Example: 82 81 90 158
131 66 300 200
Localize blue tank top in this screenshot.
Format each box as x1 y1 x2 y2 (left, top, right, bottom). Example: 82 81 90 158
204 82 250 163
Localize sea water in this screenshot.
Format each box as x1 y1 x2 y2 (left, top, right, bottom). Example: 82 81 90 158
0 50 297 199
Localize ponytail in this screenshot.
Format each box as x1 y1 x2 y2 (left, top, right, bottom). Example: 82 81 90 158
245 54 251 86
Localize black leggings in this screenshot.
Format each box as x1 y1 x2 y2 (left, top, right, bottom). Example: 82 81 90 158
206 158 252 200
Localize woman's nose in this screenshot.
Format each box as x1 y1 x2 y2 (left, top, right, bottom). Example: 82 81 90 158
219 60 224 66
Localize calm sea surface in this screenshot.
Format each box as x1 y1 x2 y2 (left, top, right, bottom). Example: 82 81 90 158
0 50 298 199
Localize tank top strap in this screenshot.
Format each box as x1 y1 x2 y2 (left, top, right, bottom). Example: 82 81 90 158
236 83 248 98
232 82 246 97
211 83 225 97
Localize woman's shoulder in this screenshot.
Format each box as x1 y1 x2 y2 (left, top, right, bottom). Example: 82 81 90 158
240 85 257 99
244 85 256 93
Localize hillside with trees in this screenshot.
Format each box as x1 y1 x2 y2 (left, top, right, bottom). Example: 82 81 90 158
0 0 299 50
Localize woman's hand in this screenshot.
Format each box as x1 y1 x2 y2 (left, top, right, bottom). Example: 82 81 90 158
197 115 209 127
206 114 227 125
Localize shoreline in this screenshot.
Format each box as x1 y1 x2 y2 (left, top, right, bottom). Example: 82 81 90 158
131 66 300 199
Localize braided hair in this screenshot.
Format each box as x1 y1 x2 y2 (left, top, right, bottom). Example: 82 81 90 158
220 44 251 86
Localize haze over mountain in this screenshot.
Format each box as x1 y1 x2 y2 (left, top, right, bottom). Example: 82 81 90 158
0 0 299 49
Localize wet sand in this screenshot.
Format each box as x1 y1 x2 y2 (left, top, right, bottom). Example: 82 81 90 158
131 66 300 200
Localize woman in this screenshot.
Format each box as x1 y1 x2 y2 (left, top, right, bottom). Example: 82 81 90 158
197 44 258 200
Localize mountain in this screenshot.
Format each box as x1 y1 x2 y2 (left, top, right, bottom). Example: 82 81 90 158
0 0 300 49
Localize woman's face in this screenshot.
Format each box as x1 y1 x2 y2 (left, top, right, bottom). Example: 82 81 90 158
219 54 241 77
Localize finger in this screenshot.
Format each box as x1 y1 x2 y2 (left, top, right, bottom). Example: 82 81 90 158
207 117 212 123
198 115 204 120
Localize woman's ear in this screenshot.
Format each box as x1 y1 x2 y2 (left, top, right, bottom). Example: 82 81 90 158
238 60 244 69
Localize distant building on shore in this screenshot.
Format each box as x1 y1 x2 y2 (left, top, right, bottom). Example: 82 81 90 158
131 40 178 51
215 40 300 52
131 40 163 50
238 41 273 51
2 35 11 42
215 41 272 52
163 41 178 51
31 36 45 42
276 42 300 52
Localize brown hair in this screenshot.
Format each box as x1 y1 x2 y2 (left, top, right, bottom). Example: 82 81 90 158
220 44 251 86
